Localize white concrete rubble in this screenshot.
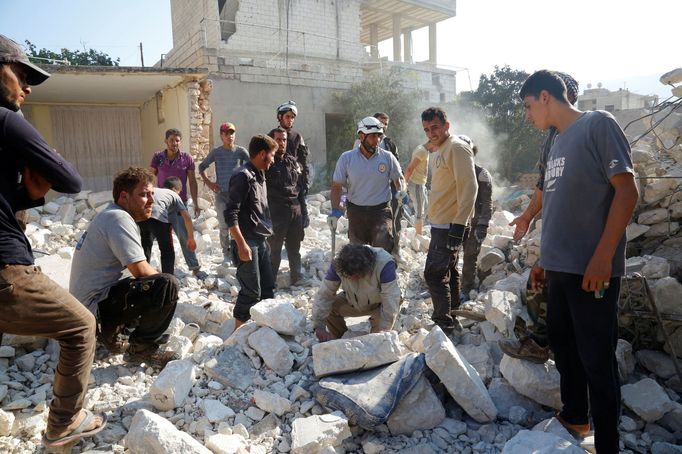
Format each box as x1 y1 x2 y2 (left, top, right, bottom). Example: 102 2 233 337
249 299 307 335
125 409 212 454
290 412 351 454
149 360 196 411
312 331 404 377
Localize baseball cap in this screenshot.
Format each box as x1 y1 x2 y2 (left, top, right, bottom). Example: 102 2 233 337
0 35 50 86
220 122 236 133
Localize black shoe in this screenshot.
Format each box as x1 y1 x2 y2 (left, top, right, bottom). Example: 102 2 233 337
124 344 179 368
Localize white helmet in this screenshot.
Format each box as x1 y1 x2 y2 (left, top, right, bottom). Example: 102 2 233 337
277 100 298 116
357 116 384 135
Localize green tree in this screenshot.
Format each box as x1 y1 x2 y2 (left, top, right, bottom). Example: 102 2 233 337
321 70 424 188
24 40 120 66
464 65 544 182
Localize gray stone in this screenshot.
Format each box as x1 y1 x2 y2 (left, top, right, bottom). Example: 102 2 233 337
387 376 445 435
290 412 351 454
424 326 497 422
438 417 467 436
488 378 542 421
657 405 682 433
483 290 520 335
202 399 235 422
639 208 670 225
652 442 682 454
499 355 561 410
479 248 506 273
458 343 493 383
14 353 35 371
616 339 635 381
311 331 404 377
621 378 675 422
642 256 671 279
502 430 585 453
248 327 294 376
125 409 211 453
249 299 306 335
637 349 677 379
654 277 682 316
626 223 650 241
204 346 256 390
253 389 292 416
0 346 15 358
532 417 578 445
149 360 195 411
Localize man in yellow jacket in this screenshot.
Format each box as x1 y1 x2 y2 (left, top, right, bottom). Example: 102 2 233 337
421 107 478 334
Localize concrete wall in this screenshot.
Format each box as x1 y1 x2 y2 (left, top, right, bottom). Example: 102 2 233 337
140 83 192 167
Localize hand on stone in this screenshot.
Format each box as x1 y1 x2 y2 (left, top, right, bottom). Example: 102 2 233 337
187 238 197 251
530 264 545 290
315 327 334 342
509 215 530 241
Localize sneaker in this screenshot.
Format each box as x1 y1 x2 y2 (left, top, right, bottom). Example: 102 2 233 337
498 336 550 364
125 344 180 368
193 269 209 280
555 413 590 439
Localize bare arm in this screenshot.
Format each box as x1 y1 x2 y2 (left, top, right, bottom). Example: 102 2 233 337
179 209 197 251
127 260 159 278
229 225 252 262
403 156 423 182
582 172 639 292
510 188 543 241
200 169 220 193
330 181 344 210
187 171 200 216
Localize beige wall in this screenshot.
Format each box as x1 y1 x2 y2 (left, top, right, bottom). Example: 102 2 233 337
24 105 55 148
140 84 191 168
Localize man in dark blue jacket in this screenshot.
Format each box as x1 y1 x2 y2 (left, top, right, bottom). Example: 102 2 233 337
0 35 106 448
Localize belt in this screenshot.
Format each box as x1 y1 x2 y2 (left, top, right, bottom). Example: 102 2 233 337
347 201 390 210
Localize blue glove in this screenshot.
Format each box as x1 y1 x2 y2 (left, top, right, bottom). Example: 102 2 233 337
395 190 409 206
327 208 343 230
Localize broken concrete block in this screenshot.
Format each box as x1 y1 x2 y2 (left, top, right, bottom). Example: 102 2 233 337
205 434 247 454
457 343 494 384
654 277 682 316
249 299 306 336
532 417 578 445
616 339 635 381
622 378 675 422
253 389 292 416
642 256 671 279
387 376 445 435
626 223 650 241
645 222 680 237
502 430 584 453
499 355 561 410
488 378 542 421
125 409 212 453
290 412 351 454
639 208 670 225
479 248 506 273
424 326 497 422
15 353 35 371
0 409 14 436
201 398 236 423
248 327 294 376
149 359 196 411
204 346 256 391
636 350 677 379
483 290 520 335
86 190 112 209
312 331 404 377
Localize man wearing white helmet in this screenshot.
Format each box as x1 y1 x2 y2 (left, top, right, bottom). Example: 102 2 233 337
276 100 310 196
328 116 406 253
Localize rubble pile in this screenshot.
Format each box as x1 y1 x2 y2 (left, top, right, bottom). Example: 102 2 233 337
2 70 681 453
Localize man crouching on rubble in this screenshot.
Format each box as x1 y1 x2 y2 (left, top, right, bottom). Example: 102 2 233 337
313 244 401 341
520 70 638 453
70 167 180 369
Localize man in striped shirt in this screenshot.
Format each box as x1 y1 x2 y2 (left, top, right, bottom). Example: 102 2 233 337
199 122 249 261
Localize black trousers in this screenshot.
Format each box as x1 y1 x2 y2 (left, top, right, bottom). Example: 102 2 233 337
97 273 179 347
268 202 304 284
346 202 394 253
232 237 275 322
424 228 461 331
138 218 175 274
546 271 621 454
461 229 483 294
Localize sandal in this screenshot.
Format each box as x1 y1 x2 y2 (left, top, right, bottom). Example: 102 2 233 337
42 409 108 448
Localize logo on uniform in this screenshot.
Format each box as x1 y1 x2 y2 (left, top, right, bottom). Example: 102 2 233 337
378 163 387 173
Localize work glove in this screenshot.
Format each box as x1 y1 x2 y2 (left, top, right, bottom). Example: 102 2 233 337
327 208 343 231
447 223 466 251
474 224 488 242
302 212 310 229
394 190 409 207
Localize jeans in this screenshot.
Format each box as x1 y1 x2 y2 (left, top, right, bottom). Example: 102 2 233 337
169 211 200 270
232 237 275 322
138 218 175 274
214 191 232 257
424 228 461 331
268 202 304 284
97 273 179 347
546 271 621 454
0 265 96 433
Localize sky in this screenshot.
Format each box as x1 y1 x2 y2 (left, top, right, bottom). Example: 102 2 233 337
1 0 679 99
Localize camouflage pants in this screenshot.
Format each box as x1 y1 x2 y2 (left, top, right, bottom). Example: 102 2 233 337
523 274 549 347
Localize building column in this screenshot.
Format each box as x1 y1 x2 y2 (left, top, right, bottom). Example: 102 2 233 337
403 28 413 64
428 23 437 64
369 23 379 58
392 14 401 62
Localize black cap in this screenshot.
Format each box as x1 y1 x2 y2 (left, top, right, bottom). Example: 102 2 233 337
0 35 50 85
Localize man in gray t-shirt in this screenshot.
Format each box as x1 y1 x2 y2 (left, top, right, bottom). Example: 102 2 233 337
519 70 638 453
70 167 180 368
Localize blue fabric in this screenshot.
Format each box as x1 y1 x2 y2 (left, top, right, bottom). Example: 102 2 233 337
325 264 341 282
312 353 426 429
169 211 199 270
379 261 396 284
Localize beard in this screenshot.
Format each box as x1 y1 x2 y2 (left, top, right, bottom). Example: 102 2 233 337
0 84 20 112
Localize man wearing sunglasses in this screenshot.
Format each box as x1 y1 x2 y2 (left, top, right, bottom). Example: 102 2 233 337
328 116 406 253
